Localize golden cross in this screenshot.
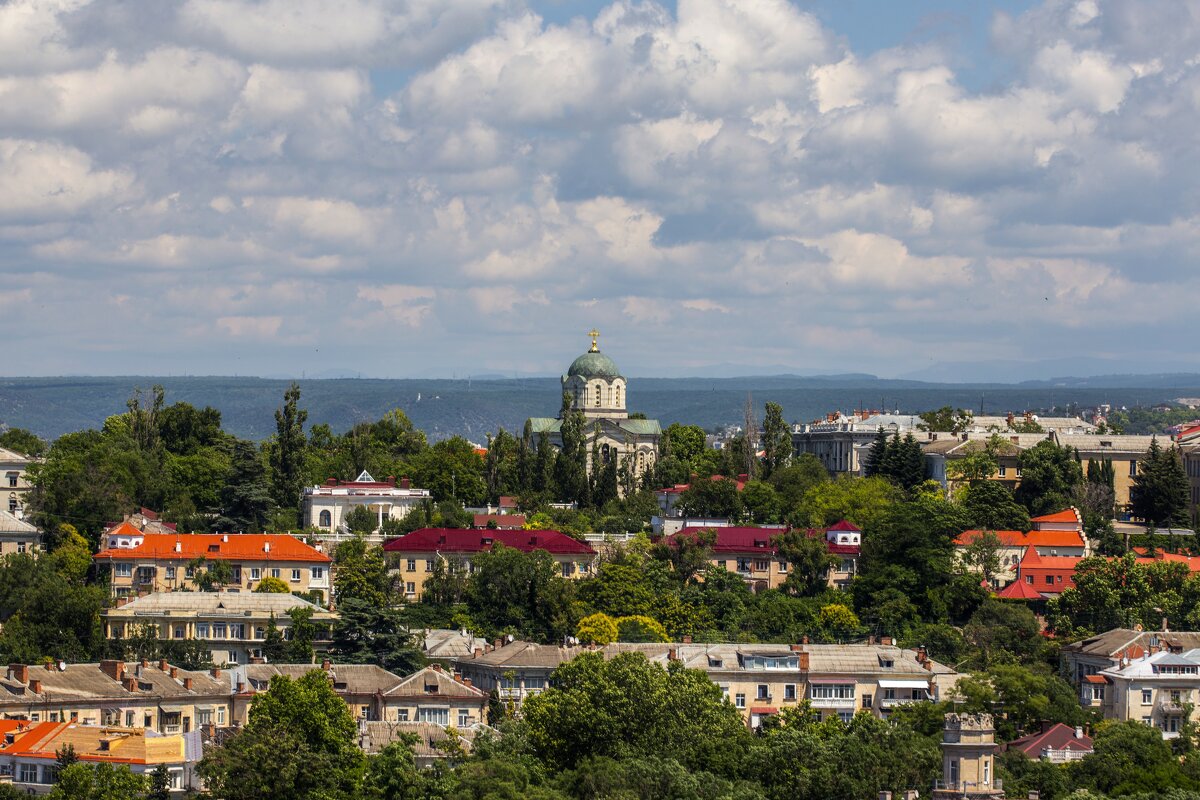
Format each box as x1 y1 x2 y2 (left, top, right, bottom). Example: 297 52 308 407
588 328 600 352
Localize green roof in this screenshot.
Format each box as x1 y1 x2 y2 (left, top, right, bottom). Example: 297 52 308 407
566 350 622 379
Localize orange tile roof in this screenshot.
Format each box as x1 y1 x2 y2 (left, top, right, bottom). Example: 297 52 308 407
94 533 330 563
955 529 1085 548
1031 509 1080 524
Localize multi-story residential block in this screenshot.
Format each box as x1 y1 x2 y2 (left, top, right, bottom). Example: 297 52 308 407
1067 434 1167 515
0 446 33 518
792 413 929 476
382 529 596 600
1179 425 1200 521
1062 628 1200 687
103 592 336 666
0 720 199 793
455 639 957 727
0 660 231 734
924 433 1050 495
667 524 861 592
0 508 40 555
379 665 487 728
94 527 332 602
303 472 431 542
230 662 407 725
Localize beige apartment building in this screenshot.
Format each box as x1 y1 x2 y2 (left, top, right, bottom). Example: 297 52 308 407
0 508 40 555
933 713 1005 799
380 665 488 728
454 639 957 727
0 660 231 734
0 446 33 519
104 592 337 666
94 525 332 601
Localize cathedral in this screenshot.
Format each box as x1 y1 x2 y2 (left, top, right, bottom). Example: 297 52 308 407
527 330 663 487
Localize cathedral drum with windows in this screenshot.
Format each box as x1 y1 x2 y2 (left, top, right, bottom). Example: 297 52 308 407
527 331 663 490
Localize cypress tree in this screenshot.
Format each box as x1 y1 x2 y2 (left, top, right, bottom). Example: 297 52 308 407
864 428 888 477
1132 438 1190 527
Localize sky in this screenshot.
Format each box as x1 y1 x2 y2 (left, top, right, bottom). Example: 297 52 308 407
2 0 1199 380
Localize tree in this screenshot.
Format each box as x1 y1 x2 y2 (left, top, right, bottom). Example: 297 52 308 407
329 598 424 674
676 477 741 519
769 455 829 510
217 440 273 533
285 606 319 663
1131 438 1191 527
663 424 706 466
198 670 366 800
1070 720 1192 797
189 557 234 591
411 437 487 506
773 531 837 597
421 556 469 606
262 613 286 662
615 615 670 642
961 530 1004 587
651 528 716 584
740 480 781 523
919 406 973 434
465 544 578 641
270 383 308 515
343 505 378 535
793 475 900 529
761 402 791 478
577 612 619 645
522 652 752 776
863 428 889 478
0 427 46 457
1046 554 1187 635
47 762 147 800
333 535 391 606
816 604 862 640
1014 440 1082 516
963 599 1043 667
960 480 1031 532
361 739 426 800
254 575 290 593
147 763 172 800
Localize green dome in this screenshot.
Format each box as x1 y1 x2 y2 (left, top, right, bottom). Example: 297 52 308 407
567 350 622 379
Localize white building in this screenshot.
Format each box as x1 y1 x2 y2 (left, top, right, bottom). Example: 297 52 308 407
0 447 32 518
303 471 431 541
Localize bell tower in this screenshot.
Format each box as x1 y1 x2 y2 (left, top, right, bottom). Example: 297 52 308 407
932 713 1006 799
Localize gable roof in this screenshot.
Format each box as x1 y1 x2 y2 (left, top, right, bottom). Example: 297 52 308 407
995 579 1045 600
94 533 330 563
955 529 1086 548
1007 722 1093 757
0 509 37 534
383 666 486 700
383 528 595 556
828 520 861 532
239 664 403 695
671 526 781 554
1031 509 1082 526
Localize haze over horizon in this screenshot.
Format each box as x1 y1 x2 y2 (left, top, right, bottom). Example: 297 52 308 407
3 0 1198 379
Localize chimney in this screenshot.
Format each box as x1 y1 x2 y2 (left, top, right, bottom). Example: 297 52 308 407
798 652 810 671
493 638 502 650
222 534 228 543
878 792 893 800
923 659 932 672
236 681 246 694
7 664 28 684
250 656 265 664
1163 617 1169 632
916 646 927 664
123 676 138 692
801 636 809 645
400 478 411 489
158 659 169 672
880 636 893 646
453 674 463 683
264 541 271 553
28 679 41 694
681 635 692 644
867 635 876 645
1075 726 1084 739
44 661 54 671
1028 793 1041 800
174 541 181 553
183 677 193 690
100 660 125 682
431 663 441 672
473 647 482 659
169 666 178 679
210 668 222 679
668 648 678 661
141 659 149 668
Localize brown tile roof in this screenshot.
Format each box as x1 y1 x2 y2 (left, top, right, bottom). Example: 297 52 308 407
240 664 404 695
383 666 486 700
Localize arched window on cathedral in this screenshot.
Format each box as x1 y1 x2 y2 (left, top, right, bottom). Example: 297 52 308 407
594 383 602 406
318 510 332 528
637 451 645 472
615 384 622 407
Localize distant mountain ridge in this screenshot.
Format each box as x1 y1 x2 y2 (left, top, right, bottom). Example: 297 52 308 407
3 373 1200 442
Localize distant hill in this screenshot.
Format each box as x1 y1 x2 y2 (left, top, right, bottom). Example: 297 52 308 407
3 374 1200 442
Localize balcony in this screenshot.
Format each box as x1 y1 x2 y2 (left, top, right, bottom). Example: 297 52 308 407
1159 699 1188 715
934 778 1003 794
808 696 855 709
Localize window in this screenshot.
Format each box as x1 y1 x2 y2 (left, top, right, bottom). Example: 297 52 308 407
754 559 769 572
125 711 135 727
810 684 855 699
114 563 132 578
736 558 751 573
406 559 416 572
1143 689 1153 705
458 710 471 727
594 384 601 406
735 693 746 709
15 542 23 554
418 708 450 725
1025 575 1033 584
1129 460 1138 476
318 510 332 527
7 496 15 512
230 623 246 639
838 711 854 723
271 568 281 579
6 473 16 488
165 566 176 581
425 560 434 573
312 567 325 580
998 465 1007 477
196 709 213 726
525 677 546 690
212 623 227 639
19 764 37 784
561 562 575 577
778 561 788 573
1091 686 1105 701
862 693 873 709
757 684 770 700
196 623 210 639
217 707 226 725
785 685 796 701
1170 717 1181 733
290 569 301 583
405 582 415 595
398 710 409 722
174 626 184 639
250 568 261 580
1045 575 1054 585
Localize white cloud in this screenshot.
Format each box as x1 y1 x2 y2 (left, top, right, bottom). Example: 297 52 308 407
0 139 134 219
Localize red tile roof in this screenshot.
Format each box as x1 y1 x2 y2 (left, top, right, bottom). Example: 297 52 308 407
383 528 595 556
827 520 861 532
750 706 778 715
1007 722 1093 758
1014 548 1078 594
94 533 330 563
995 579 1044 600
672 527 782 554
1082 674 1109 684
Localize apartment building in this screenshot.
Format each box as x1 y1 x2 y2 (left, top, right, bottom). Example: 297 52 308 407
379 665 487 728
1068 434 1166 514
455 639 957 727
0 508 40 556
230 662 406 725
0 720 198 793
667 524 861 592
924 433 1050 494
953 510 1087 586
0 447 32 518
0 660 231 734
94 527 332 601
792 413 929 476
303 472 432 543
103 592 336 666
382 529 596 600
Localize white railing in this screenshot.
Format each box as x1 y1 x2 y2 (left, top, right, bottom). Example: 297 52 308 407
809 696 855 709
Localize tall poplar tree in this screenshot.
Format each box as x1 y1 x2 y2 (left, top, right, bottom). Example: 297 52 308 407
270 382 307 513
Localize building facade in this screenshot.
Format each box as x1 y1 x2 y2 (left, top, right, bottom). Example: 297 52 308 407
525 331 662 489
0 660 231 735
103 592 336 666
94 527 332 602
0 509 40 556
383 528 596 599
0 447 32 519
380 665 488 728
933 713 1004 799
303 472 431 542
